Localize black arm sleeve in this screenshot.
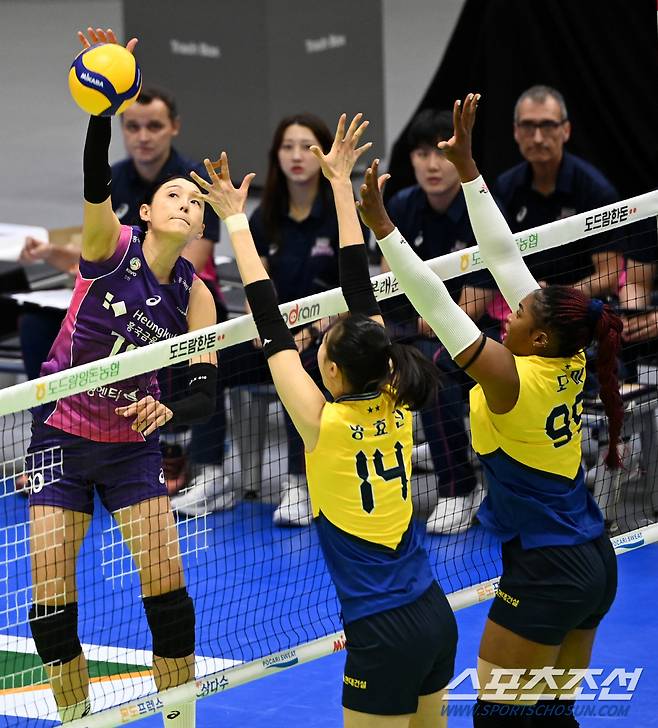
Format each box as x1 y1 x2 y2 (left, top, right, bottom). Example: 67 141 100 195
339 244 381 317
244 279 297 360
83 116 112 204
165 362 217 426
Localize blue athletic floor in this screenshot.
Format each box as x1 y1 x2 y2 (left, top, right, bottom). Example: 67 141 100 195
1 494 656 726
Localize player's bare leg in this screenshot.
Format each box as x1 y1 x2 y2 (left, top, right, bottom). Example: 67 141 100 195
30 505 92 717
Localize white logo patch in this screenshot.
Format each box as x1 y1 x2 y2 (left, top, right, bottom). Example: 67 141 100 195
146 296 161 306
129 257 141 271
102 292 127 317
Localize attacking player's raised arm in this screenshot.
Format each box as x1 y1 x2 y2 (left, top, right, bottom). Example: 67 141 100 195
78 28 135 262
191 152 326 451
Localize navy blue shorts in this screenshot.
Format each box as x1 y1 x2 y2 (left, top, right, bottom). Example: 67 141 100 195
488 533 618 645
342 581 457 715
27 422 166 515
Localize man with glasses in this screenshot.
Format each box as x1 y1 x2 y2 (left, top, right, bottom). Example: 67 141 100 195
465 85 622 311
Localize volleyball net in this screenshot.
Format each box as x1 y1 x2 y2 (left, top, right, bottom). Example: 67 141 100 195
1 191 658 726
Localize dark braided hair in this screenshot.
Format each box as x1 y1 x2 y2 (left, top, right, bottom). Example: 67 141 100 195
325 315 441 410
531 286 624 468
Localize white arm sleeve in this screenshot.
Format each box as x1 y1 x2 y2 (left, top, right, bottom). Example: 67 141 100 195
376 228 482 358
461 176 540 310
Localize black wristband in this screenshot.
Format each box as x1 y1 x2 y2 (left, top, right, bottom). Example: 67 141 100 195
83 116 112 204
244 280 297 360
165 362 217 425
459 333 487 371
339 245 381 317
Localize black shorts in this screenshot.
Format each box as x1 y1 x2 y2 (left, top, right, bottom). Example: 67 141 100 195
488 533 618 646
342 581 457 715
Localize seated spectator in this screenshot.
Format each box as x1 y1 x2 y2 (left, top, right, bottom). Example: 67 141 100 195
174 113 338 527
380 109 495 535
18 87 227 498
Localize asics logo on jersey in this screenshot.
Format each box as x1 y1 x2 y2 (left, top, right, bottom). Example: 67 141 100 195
102 292 127 317
146 296 161 306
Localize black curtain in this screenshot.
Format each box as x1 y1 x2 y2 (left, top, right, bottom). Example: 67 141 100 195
385 0 658 201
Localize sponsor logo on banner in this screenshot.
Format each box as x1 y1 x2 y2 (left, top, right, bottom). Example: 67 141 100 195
476 579 499 603
460 254 471 272
282 302 321 327
584 205 637 233
35 361 122 404
169 331 219 361
612 531 645 552
262 649 298 669
120 696 164 721
196 675 229 698
333 635 346 652
515 232 539 254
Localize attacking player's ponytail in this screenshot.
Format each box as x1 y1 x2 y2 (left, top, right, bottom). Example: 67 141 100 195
532 286 624 468
326 314 441 410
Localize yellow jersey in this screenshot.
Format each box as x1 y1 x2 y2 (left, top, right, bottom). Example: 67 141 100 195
305 390 434 622
469 351 604 548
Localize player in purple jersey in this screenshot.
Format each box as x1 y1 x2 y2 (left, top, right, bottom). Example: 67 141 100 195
26 28 216 728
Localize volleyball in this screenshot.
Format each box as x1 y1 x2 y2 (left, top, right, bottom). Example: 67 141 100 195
68 43 142 116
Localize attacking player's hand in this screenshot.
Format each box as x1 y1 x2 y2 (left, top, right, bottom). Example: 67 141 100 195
115 395 173 436
77 27 138 54
191 152 256 222
437 93 480 171
356 159 393 240
310 113 371 183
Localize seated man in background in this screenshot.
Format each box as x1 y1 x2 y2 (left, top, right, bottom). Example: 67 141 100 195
464 85 624 324
18 87 228 499
380 109 496 535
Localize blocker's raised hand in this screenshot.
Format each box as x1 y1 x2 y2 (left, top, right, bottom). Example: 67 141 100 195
437 92 480 172
190 152 256 221
310 113 372 182
356 158 393 240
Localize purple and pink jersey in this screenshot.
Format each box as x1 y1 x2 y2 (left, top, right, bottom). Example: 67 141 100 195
36 225 196 443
